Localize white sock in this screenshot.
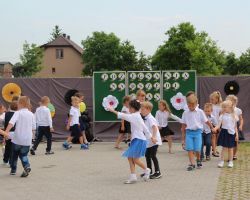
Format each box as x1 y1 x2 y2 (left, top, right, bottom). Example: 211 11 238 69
130 173 137 179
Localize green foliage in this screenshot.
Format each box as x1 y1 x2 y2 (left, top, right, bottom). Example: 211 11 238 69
223 52 239 75
81 32 150 76
13 41 44 77
151 22 225 75
49 25 62 41
238 48 250 74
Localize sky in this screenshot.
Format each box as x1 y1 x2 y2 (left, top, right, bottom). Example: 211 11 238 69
1 0 250 64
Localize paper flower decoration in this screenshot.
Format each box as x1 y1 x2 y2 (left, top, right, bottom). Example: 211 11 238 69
224 80 239 95
48 103 56 118
170 92 187 110
64 89 79 105
102 95 119 111
2 83 22 102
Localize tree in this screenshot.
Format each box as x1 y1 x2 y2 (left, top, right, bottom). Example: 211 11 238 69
49 25 62 41
13 41 44 77
81 31 150 76
223 52 239 75
238 48 250 74
151 22 225 75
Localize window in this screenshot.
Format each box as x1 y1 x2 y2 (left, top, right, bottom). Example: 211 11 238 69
56 49 64 59
52 67 56 74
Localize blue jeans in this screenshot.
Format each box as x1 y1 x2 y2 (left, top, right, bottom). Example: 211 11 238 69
201 132 212 159
11 144 30 172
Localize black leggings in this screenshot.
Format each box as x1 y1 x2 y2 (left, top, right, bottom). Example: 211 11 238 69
145 145 160 173
33 126 52 152
3 139 12 164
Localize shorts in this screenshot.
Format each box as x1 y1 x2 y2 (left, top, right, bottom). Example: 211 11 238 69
160 126 174 137
79 117 85 131
185 129 202 152
70 124 82 138
119 121 131 134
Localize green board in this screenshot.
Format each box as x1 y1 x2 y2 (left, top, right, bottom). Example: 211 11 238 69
127 71 161 116
93 71 126 122
162 70 196 119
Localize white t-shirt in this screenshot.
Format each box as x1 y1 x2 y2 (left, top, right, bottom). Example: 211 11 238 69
155 110 181 128
212 104 221 121
234 107 242 119
69 106 80 126
219 113 238 135
35 106 53 128
182 107 208 130
117 112 152 141
121 106 130 114
144 113 162 148
9 108 36 146
203 114 217 134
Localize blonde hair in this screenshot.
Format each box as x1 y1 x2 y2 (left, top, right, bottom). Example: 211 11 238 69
141 101 153 111
204 103 213 110
210 91 223 104
41 96 50 104
123 95 131 104
18 96 31 108
187 94 198 104
221 100 237 120
71 96 80 104
159 100 171 113
136 89 146 98
226 95 238 107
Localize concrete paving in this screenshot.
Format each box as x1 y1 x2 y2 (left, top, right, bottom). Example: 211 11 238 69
0 142 221 200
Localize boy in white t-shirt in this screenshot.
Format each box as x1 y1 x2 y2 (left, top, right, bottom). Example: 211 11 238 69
141 101 162 179
0 96 36 177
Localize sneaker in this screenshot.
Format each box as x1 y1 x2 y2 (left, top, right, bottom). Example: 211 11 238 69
30 148 35 155
80 144 89 150
197 160 202 169
45 151 54 155
10 170 16 175
201 158 206 162
206 156 211 161
228 161 234 168
187 164 195 171
62 143 72 150
142 168 151 181
124 174 137 184
212 152 220 157
218 160 224 168
20 167 31 178
150 172 162 179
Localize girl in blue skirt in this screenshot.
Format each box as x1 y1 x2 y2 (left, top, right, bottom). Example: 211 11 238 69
108 99 157 184
215 100 238 168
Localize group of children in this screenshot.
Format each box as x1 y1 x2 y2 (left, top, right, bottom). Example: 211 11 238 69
110 89 244 183
0 92 90 178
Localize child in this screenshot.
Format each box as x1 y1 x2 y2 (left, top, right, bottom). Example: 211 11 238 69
209 91 223 157
114 96 131 149
136 89 146 103
74 92 89 145
30 96 54 155
155 100 181 154
226 95 243 160
141 101 162 179
108 99 156 184
215 100 238 168
181 94 214 171
63 96 88 150
2 101 18 165
201 103 217 161
0 96 36 177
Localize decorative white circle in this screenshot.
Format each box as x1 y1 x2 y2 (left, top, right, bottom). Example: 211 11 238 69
145 73 152 80
110 73 117 81
118 73 125 81
164 82 171 90
110 83 117 91
146 93 153 101
101 73 108 81
130 93 136 100
118 83 125 91
154 93 161 101
153 82 160 90
172 82 180 90
137 83 144 90
164 72 172 80
130 73 137 80
182 72 189 80
145 83 152 91
153 73 160 80
137 72 144 80
129 83 136 91
173 72 180 80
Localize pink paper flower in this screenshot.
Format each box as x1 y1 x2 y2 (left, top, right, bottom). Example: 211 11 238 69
102 95 119 111
170 92 186 110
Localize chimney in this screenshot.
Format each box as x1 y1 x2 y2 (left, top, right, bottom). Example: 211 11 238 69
62 33 66 37
67 35 70 40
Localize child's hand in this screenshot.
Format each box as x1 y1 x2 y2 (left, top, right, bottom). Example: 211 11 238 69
151 137 157 144
211 128 216 134
66 125 70 131
121 126 125 132
239 126 243 132
107 106 114 112
235 134 239 142
50 128 54 133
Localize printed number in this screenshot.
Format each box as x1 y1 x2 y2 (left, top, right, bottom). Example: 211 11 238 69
129 83 136 91
101 73 108 81
172 82 180 90
146 93 153 101
164 72 172 80
138 72 144 80
137 83 144 90
173 72 180 80
154 93 161 101
182 72 189 80
145 73 152 80
164 82 171 90
145 83 152 91
118 83 125 91
110 73 117 81
154 82 160 90
110 83 117 91
130 73 137 80
153 73 160 80
118 73 125 80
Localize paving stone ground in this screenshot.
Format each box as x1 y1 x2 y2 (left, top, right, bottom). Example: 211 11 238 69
215 142 250 200
0 142 222 200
